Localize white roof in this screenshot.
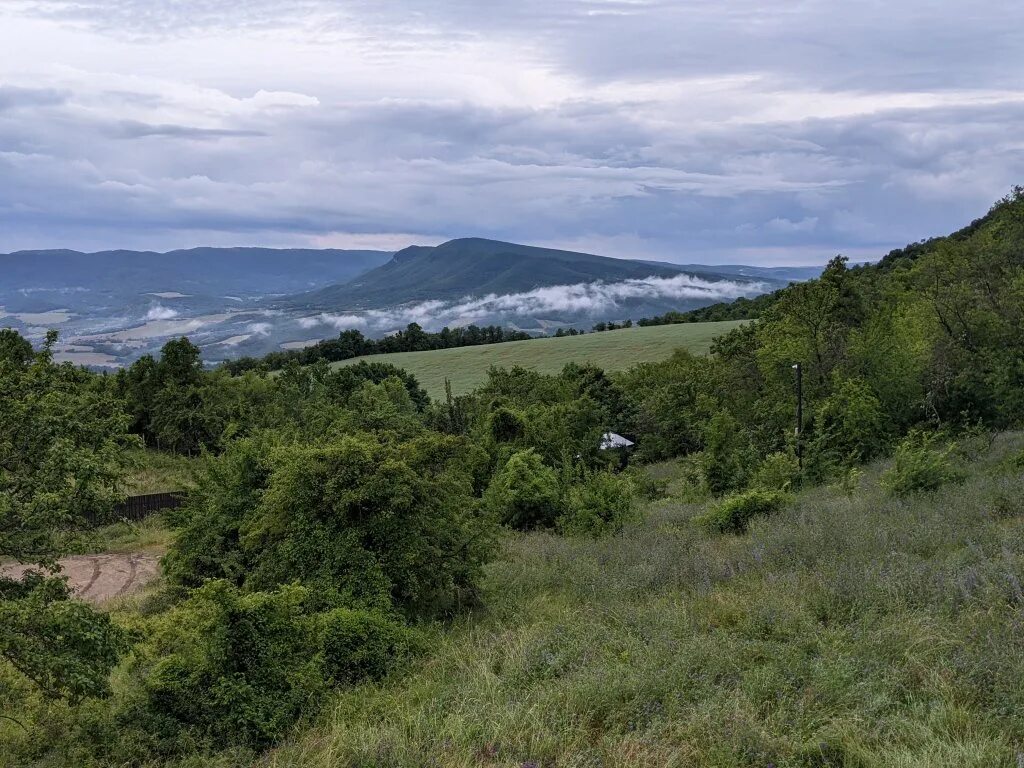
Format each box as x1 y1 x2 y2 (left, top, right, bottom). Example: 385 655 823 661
599 432 635 450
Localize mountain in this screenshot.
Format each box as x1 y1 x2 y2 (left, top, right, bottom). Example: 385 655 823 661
294 238 747 309
0 247 393 311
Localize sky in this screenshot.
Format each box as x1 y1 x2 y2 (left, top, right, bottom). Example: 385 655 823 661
1 1 1022 265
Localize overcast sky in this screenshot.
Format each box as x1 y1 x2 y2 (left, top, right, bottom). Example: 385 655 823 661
2 1 1022 264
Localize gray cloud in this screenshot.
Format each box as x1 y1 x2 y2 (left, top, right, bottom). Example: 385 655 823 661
115 121 267 140
1 1 1022 263
0 84 68 111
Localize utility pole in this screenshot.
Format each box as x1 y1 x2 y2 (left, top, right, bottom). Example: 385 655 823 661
792 362 803 471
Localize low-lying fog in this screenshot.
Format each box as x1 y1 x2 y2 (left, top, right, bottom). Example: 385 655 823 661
1 273 765 367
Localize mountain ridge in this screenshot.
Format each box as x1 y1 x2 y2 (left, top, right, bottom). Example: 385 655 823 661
293 237 758 310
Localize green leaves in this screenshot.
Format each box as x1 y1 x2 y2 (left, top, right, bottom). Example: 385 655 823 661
0 573 127 702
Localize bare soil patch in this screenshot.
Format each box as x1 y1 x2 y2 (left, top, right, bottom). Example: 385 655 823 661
2 553 161 604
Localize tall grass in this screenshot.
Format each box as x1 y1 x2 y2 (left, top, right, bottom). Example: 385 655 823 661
263 433 1024 768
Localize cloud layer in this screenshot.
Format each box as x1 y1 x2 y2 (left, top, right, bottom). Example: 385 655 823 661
2 1 1023 263
299 273 762 333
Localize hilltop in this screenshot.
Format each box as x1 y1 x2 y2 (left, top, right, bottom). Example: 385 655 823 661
293 237 761 310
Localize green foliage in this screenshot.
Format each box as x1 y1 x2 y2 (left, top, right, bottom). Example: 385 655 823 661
0 573 127 702
696 488 792 533
128 582 320 750
0 331 132 702
750 451 800 491
557 471 638 537
809 377 888 474
484 450 563 530
488 406 526 443
165 433 494 619
1 334 133 565
320 607 418 686
881 431 964 498
701 411 755 496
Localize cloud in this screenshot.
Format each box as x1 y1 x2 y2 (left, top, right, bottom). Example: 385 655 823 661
0 84 68 111
145 304 178 321
301 272 763 332
0 2 1022 263
247 321 272 335
115 120 266 140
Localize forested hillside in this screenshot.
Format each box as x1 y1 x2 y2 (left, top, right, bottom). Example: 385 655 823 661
1 190 1022 767
294 237 748 309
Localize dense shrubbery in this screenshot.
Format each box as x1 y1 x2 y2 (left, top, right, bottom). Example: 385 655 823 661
696 489 792 533
881 431 964 498
558 470 638 537
484 450 563 530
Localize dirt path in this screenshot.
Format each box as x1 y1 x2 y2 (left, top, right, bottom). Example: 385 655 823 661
2 553 161 604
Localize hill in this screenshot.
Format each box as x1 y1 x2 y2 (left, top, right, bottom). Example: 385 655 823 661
295 238 755 310
330 320 747 396
0 247 392 311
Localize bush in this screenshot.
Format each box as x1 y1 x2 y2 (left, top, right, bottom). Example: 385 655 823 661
125 582 418 754
701 411 755 496
557 471 638 537
751 452 800 491
165 433 496 620
484 450 563 530
695 489 792 534
320 607 418 685
131 581 326 750
621 466 669 501
809 377 888 472
880 431 963 498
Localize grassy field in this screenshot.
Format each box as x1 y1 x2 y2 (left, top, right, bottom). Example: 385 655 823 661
330 320 746 397
262 433 1024 768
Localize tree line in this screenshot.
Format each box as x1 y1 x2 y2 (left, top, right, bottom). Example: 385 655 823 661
223 322 533 374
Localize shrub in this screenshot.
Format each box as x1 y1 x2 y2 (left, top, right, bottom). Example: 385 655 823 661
695 489 792 534
165 433 496 620
621 465 669 501
751 452 800 491
484 450 563 530
558 471 638 537
880 431 963 498
125 582 418 754
809 377 888 472
320 607 418 685
701 411 755 496
131 581 326 750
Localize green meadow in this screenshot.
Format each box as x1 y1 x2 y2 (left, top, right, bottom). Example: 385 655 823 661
330 320 747 397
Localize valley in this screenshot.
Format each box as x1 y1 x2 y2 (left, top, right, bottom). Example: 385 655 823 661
1 240 783 367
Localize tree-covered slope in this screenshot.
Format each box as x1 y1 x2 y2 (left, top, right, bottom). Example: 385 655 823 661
295 238 744 309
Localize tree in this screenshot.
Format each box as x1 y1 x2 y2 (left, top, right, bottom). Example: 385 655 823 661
0 331 130 700
164 433 495 619
483 450 562 530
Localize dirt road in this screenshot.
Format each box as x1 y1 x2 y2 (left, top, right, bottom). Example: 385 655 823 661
2 553 161 604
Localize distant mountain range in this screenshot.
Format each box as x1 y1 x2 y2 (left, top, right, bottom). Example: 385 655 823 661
1 239 818 367
0 247 392 311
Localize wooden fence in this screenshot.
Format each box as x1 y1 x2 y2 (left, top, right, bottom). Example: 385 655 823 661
109 491 188 523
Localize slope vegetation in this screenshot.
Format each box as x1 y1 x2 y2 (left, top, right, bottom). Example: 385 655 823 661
266 433 1024 768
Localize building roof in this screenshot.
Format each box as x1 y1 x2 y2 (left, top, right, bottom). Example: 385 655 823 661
599 432 635 450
